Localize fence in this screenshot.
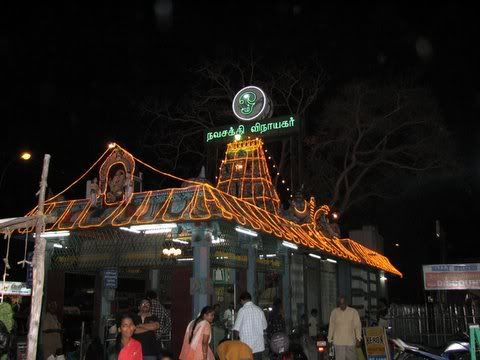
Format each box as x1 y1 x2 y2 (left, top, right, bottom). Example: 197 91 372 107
388 303 480 346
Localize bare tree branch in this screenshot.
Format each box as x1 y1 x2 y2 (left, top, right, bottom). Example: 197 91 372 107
305 79 453 214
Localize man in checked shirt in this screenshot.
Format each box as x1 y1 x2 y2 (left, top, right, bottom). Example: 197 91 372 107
146 291 172 344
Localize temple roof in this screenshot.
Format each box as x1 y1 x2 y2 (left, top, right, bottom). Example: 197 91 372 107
22 144 402 277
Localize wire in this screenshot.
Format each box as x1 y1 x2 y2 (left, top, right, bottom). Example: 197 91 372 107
117 145 207 187
46 147 112 203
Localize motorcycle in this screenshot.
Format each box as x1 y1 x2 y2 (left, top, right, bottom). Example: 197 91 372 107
316 326 329 356
270 330 308 360
390 333 470 360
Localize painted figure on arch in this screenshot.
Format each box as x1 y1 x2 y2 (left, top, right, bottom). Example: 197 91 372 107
90 177 100 206
106 164 127 203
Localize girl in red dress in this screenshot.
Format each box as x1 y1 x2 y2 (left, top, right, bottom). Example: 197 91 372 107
117 314 143 360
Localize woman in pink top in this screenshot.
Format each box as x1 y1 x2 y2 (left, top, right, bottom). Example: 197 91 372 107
117 314 143 360
179 306 215 360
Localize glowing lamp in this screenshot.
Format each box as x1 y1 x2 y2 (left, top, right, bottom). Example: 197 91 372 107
282 241 298 250
20 152 31 161
235 226 258 237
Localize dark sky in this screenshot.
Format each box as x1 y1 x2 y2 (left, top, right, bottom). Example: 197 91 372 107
2 2 479 302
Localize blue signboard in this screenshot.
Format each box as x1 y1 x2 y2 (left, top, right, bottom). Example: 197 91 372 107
104 269 118 289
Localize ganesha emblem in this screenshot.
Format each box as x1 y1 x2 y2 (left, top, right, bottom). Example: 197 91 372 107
239 91 257 115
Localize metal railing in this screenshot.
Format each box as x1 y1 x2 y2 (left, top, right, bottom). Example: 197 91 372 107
388 303 480 346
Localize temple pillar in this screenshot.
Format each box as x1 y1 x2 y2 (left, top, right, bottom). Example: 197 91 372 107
283 251 291 330
247 245 257 302
337 260 352 304
192 226 211 317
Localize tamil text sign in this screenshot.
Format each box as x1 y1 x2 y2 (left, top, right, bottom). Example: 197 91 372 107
423 264 480 290
205 116 298 144
104 268 118 289
0 281 32 296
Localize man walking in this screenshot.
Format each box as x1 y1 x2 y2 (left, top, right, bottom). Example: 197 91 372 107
327 296 362 360
233 292 267 360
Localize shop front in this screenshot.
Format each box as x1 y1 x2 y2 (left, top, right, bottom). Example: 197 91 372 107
21 139 401 356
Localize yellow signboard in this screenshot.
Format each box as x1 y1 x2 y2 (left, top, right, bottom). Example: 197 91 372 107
364 327 390 360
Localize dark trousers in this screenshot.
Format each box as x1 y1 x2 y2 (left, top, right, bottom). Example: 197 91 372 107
253 352 263 360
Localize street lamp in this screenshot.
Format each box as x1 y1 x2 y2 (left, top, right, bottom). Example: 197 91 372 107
0 151 32 189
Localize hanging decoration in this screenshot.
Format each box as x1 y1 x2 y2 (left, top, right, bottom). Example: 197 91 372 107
17 232 31 268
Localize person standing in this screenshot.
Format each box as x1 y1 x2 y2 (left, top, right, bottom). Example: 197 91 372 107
134 299 160 360
327 296 362 360
146 291 171 342
309 309 318 339
42 301 63 360
267 298 285 340
0 300 13 360
117 314 143 360
223 303 234 337
233 292 267 360
179 306 215 360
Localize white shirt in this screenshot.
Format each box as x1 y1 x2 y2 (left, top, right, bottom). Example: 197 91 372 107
327 306 362 346
233 301 267 353
223 309 233 328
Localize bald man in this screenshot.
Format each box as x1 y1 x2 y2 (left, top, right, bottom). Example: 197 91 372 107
327 296 362 360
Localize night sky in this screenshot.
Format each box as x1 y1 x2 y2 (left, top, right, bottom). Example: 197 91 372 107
2 2 479 302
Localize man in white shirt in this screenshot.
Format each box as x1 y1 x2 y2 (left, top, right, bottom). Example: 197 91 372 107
327 296 362 360
223 302 234 332
309 308 319 338
233 292 267 360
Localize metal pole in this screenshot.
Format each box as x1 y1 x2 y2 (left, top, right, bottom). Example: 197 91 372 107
79 321 85 359
27 154 51 359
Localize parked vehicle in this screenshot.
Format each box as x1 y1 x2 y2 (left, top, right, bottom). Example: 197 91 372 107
316 325 328 356
390 333 470 360
270 330 308 360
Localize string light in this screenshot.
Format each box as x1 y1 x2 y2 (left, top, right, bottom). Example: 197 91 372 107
21 141 401 276
262 146 293 199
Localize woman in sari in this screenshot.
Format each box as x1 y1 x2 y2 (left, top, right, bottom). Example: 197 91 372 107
116 313 143 360
179 306 215 360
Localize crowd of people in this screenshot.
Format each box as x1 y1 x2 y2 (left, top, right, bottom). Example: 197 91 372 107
0 290 373 360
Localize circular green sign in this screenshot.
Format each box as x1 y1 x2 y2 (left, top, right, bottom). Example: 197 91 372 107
232 86 270 121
